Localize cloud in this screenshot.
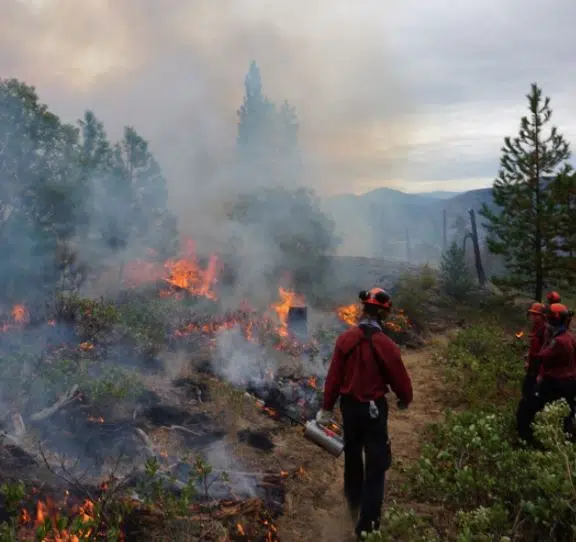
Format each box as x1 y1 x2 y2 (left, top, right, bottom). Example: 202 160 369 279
2 0 576 202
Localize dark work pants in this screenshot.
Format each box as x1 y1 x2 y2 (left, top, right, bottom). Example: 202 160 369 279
340 395 391 536
521 372 538 398
516 377 576 445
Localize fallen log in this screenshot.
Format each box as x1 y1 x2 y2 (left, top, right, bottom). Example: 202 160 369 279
29 385 79 422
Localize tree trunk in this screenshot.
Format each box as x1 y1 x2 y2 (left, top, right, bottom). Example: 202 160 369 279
468 209 486 287
534 113 543 302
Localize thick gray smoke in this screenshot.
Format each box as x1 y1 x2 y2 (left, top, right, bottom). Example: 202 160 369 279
0 0 413 247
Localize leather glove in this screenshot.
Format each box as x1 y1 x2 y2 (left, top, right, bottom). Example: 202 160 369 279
315 409 333 425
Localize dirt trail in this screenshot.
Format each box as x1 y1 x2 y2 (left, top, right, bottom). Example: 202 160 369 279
275 335 450 542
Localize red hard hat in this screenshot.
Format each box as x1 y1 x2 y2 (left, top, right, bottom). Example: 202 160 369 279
546 291 561 304
547 303 570 322
527 302 545 314
358 288 392 309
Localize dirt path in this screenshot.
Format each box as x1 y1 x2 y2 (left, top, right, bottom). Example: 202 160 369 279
275 336 450 542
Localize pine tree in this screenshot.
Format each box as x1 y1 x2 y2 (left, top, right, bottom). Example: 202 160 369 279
479 83 572 301
236 61 303 188
549 171 576 284
0 78 82 303
236 61 277 186
439 241 476 302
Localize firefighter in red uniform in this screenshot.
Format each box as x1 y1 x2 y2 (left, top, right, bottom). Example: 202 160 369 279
521 302 548 397
516 303 576 446
316 288 413 539
546 291 562 305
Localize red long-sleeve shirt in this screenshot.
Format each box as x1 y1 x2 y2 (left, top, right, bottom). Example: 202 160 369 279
322 326 413 411
538 330 576 380
526 320 548 377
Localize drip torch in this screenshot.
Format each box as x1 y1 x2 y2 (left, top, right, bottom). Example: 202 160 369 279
246 392 345 457
302 419 345 457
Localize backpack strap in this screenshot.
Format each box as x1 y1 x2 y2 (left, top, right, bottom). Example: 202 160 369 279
341 325 390 384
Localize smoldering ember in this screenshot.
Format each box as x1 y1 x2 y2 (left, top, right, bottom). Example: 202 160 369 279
0 236 416 541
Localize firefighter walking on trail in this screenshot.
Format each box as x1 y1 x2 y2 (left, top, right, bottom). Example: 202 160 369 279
316 288 413 539
516 303 576 446
521 302 548 398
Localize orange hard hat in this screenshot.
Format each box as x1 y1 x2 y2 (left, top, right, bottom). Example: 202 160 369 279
547 303 570 322
358 287 392 309
527 302 545 314
546 291 561 304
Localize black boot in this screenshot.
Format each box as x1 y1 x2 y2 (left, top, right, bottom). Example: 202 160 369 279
355 519 380 539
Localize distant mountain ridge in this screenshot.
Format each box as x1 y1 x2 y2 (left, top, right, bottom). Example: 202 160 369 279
322 187 494 259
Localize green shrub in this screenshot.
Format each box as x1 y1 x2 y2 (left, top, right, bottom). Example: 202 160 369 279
56 294 119 340
394 265 438 329
28 355 143 410
438 323 525 408
363 505 440 541
439 241 476 303
405 402 576 541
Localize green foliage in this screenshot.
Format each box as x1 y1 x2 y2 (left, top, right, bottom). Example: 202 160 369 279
439 323 525 408
56 294 120 339
0 79 179 309
406 402 576 541
480 83 572 301
362 505 440 541
440 241 476 302
393 264 437 329
136 455 228 518
0 78 84 303
549 171 576 286
30 355 143 409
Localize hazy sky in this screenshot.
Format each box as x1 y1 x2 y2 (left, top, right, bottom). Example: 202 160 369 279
2 0 576 206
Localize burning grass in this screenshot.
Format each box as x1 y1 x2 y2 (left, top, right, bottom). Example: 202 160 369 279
0 239 421 540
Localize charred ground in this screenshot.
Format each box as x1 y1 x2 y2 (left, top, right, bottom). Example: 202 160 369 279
0 246 435 541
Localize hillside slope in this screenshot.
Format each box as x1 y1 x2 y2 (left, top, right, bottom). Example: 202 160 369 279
323 187 494 259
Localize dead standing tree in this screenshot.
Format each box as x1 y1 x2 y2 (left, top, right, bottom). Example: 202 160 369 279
462 209 486 287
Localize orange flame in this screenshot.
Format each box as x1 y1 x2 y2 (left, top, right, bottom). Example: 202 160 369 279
12 304 29 324
515 330 525 338
87 416 104 424
335 304 410 333
124 238 220 300
19 494 97 541
336 303 361 326
271 288 305 337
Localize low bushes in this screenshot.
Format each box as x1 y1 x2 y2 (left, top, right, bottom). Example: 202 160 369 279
405 402 576 541
439 323 525 408
366 320 576 541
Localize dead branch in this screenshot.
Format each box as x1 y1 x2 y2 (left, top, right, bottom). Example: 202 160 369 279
29 385 79 422
134 428 157 458
0 431 22 446
38 442 96 502
12 412 25 436
168 425 201 436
